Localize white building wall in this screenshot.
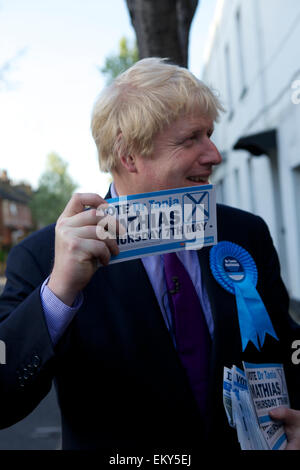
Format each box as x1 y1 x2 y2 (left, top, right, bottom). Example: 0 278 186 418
202 0 300 301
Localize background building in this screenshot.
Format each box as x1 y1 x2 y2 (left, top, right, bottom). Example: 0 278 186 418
0 170 33 275
202 0 300 316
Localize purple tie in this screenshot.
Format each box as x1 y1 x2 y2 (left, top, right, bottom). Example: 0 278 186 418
163 252 211 415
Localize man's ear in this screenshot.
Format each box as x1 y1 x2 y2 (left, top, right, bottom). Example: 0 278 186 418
115 133 138 173
119 153 137 173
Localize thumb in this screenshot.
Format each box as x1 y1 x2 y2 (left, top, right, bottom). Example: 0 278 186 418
269 406 287 421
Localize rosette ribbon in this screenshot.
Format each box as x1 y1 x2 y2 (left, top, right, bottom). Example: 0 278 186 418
210 241 279 351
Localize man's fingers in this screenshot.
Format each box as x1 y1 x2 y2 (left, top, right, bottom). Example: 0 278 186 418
269 407 287 421
61 207 118 232
79 239 114 265
96 214 127 239
61 193 106 218
269 407 299 423
269 407 300 450
74 225 98 239
74 228 119 255
100 237 120 257
60 205 126 239
65 209 103 228
96 204 127 236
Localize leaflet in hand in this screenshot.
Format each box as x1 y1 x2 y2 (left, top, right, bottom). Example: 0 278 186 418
104 185 217 264
223 363 290 450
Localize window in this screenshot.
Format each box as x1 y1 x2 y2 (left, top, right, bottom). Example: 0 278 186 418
235 8 247 99
225 44 234 120
234 167 241 207
247 157 256 213
215 179 225 204
9 203 17 216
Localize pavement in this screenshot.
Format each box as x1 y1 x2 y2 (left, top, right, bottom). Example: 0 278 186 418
0 276 5 295
0 276 62 450
290 310 300 325
0 385 62 450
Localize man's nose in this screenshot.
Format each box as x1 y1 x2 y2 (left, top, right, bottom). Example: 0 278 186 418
200 139 222 166
211 143 222 165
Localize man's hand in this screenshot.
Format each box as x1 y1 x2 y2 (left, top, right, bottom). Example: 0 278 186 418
269 407 300 450
48 193 120 306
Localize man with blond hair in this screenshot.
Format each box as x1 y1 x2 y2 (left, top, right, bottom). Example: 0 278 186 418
0 58 299 453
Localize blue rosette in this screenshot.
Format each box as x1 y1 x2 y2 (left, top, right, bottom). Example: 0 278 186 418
210 241 279 351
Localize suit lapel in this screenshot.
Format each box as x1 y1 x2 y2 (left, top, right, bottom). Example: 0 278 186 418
197 246 242 366
197 236 244 435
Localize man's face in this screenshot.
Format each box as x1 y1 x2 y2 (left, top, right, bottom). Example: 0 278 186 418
131 114 222 194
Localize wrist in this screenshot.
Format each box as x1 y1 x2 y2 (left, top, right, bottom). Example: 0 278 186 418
48 275 79 307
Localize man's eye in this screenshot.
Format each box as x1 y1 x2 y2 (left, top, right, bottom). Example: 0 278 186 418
184 135 196 144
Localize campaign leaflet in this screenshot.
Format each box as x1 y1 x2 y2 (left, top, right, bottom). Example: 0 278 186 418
223 367 235 428
243 362 290 450
223 363 289 450
231 366 268 450
101 185 217 264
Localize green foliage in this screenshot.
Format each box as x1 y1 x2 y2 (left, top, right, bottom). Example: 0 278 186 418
0 248 8 275
0 249 7 263
100 37 138 84
30 153 78 227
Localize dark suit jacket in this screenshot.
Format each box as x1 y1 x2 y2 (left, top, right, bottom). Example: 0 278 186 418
0 202 299 453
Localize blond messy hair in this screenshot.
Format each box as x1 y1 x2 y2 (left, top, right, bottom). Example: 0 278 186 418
91 57 224 173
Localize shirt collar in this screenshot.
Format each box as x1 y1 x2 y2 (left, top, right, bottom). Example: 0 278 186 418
110 181 118 198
